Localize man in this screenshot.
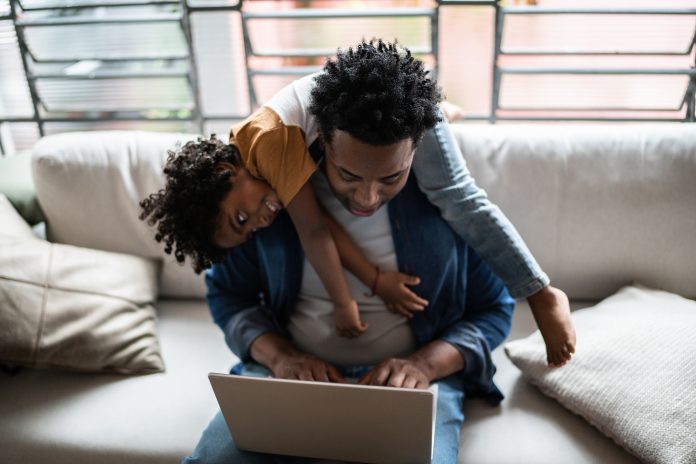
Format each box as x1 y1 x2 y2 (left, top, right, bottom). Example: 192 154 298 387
182 40 517 463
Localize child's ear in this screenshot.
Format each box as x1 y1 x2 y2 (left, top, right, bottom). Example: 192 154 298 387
214 162 238 177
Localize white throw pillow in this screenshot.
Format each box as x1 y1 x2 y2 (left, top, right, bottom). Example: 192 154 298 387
504 285 696 464
31 130 205 298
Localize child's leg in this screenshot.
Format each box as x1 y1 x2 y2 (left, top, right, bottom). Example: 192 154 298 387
412 119 548 298
412 118 575 366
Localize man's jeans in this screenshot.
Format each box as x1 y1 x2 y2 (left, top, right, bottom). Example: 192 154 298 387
412 118 549 298
182 364 466 464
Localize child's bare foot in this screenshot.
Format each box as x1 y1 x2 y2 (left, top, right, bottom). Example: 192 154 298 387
335 301 368 338
527 285 576 367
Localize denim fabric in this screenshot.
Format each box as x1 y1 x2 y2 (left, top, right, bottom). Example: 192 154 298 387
182 364 466 464
411 120 550 298
206 173 514 402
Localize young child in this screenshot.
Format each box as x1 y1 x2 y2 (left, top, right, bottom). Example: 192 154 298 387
140 135 426 339
141 39 576 367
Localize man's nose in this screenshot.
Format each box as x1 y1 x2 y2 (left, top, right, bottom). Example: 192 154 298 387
353 182 380 209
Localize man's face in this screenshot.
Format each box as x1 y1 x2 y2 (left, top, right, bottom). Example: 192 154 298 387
323 130 414 217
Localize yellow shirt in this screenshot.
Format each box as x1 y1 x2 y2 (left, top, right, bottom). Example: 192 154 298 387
230 106 317 208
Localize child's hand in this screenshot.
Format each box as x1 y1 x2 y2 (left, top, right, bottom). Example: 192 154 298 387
374 272 428 319
334 300 368 338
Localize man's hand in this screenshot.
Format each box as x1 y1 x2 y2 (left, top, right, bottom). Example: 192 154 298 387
358 340 465 389
357 357 430 389
271 351 347 383
251 332 346 383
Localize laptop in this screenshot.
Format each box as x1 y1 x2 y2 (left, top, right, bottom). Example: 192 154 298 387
208 373 438 464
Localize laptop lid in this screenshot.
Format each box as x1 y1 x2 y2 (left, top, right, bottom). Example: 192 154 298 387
208 373 437 464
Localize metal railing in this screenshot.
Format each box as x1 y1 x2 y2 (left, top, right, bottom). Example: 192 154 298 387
1 0 695 156
489 6 696 122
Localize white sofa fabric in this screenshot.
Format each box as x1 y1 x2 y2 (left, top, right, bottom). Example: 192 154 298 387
31 131 206 299
1 123 694 463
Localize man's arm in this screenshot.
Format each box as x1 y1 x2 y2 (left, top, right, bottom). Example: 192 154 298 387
206 234 346 382
206 243 284 361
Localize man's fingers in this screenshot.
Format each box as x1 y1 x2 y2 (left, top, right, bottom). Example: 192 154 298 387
371 366 391 386
403 274 421 286
357 370 373 385
327 366 347 383
312 366 330 383
403 376 418 389
387 371 406 388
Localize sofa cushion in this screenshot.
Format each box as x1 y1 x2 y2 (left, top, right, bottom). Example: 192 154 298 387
504 286 696 464
451 123 696 300
31 130 205 298
0 194 164 374
0 300 235 464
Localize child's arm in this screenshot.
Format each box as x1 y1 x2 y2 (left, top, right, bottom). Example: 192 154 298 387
286 182 367 338
320 208 428 319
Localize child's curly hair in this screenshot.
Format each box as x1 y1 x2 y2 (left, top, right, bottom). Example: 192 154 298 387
310 38 442 146
139 134 241 273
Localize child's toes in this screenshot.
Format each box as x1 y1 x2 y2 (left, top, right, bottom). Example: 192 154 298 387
565 340 576 354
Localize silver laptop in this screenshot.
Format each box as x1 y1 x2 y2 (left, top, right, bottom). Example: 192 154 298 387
208 373 438 464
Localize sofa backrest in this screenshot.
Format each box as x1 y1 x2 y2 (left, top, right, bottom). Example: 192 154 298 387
32 131 205 298
451 123 696 300
32 125 696 301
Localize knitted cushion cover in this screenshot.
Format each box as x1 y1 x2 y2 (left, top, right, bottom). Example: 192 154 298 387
505 286 696 464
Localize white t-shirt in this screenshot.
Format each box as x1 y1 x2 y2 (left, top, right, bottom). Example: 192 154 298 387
287 172 417 366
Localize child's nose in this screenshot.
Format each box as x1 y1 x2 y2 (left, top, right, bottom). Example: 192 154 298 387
256 213 272 228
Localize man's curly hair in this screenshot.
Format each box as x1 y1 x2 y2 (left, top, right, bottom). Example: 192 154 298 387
309 38 442 146
139 135 241 274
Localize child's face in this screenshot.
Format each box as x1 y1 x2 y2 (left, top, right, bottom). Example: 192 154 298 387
212 164 282 248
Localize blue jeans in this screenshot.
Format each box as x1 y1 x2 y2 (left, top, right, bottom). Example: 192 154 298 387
182 364 466 464
412 118 549 298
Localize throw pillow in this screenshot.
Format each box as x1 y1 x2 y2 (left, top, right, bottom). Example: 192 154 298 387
0 195 164 374
31 130 205 298
0 153 44 225
504 285 696 464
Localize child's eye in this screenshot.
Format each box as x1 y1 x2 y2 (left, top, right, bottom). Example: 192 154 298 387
237 213 248 226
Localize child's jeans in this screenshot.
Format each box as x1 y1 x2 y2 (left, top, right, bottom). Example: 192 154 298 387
412 118 549 298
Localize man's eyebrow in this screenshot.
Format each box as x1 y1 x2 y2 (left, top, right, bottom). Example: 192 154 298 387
380 169 406 180
338 166 405 181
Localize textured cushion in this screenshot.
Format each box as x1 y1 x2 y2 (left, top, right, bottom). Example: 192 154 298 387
31 130 205 298
0 194 164 374
0 153 44 225
504 286 696 464
451 123 696 300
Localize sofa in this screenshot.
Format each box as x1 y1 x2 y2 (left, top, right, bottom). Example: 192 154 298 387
1 123 694 464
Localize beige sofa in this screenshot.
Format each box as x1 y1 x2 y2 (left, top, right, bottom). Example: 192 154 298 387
1 123 694 463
